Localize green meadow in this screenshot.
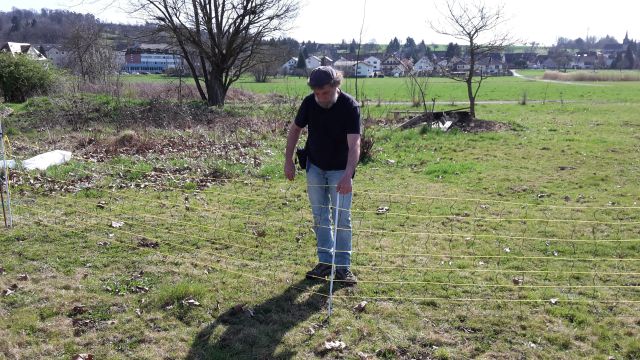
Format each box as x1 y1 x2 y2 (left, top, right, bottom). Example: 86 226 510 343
1 71 639 359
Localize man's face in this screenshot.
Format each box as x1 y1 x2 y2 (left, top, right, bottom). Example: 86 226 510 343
313 84 339 108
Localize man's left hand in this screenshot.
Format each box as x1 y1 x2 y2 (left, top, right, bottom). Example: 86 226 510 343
336 175 352 194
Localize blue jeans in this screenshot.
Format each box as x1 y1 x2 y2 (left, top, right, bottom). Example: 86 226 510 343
306 161 353 269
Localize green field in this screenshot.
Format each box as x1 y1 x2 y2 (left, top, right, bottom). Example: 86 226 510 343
119 70 640 105
239 72 640 103
1 73 640 359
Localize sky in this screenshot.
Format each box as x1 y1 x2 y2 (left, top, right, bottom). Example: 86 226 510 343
1 0 638 46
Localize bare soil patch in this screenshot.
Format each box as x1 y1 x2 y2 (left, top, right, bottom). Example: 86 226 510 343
397 110 512 133
455 118 512 133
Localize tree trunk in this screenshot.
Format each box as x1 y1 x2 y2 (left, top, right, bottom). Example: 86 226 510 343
466 79 475 118
206 71 227 107
467 49 476 119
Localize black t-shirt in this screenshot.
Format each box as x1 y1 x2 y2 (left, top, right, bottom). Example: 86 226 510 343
294 91 361 171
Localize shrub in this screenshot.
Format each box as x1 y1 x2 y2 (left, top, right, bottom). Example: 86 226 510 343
0 53 55 103
359 126 375 164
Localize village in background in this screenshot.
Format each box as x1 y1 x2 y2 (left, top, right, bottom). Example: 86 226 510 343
0 8 638 82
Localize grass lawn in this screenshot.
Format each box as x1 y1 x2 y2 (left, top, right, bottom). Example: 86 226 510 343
118 71 640 104
1 78 639 359
233 74 640 103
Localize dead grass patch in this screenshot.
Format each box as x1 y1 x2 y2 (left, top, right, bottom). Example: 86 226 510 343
104 130 157 155
542 70 640 82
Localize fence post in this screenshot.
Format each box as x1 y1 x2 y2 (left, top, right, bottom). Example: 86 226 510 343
0 118 12 228
327 193 341 317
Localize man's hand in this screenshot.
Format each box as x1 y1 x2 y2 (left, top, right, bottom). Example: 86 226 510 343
336 174 352 194
337 134 359 194
284 158 296 181
285 123 303 181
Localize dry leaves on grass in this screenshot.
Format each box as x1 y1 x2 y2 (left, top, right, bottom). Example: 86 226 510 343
111 221 124 228
376 206 389 214
71 318 96 336
304 322 322 335
137 237 159 248
70 305 88 316
353 301 367 313
357 352 375 360
132 285 150 293
2 283 18 296
71 354 94 360
182 297 201 307
320 340 347 353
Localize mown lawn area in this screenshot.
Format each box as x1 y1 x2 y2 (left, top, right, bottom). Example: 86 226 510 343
118 70 640 104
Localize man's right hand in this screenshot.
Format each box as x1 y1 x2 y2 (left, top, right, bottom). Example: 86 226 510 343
284 159 296 180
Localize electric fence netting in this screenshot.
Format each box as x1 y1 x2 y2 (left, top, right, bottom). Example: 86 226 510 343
7 161 640 321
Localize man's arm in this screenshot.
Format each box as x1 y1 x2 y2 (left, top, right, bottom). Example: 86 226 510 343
284 122 303 180
336 134 361 194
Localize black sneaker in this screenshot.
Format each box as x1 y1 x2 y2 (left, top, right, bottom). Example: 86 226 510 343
305 263 332 280
335 268 358 286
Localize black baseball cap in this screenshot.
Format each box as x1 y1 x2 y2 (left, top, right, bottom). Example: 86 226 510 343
308 66 337 88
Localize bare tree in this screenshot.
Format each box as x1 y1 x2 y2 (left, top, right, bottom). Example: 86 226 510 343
430 1 513 118
404 68 430 112
550 48 573 72
64 21 119 84
132 0 299 106
250 42 290 82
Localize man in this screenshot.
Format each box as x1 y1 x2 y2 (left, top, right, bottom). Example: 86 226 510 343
284 66 361 286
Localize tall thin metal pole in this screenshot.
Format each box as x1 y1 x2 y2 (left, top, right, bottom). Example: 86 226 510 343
327 192 341 317
0 117 12 228
0 175 6 227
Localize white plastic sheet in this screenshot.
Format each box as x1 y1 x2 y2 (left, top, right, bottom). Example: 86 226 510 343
22 150 72 171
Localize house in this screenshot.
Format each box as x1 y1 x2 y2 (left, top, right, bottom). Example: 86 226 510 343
412 56 434 75
436 59 448 68
572 51 598 69
453 59 470 72
320 56 334 66
390 64 407 77
42 45 67 67
363 56 381 72
0 42 47 61
389 59 413 77
354 61 375 77
476 57 504 74
281 57 298 74
332 58 377 77
333 58 355 76
122 43 182 73
504 52 538 68
305 56 322 69
381 55 402 76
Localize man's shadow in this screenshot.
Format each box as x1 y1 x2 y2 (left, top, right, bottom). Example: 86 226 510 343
186 279 329 360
